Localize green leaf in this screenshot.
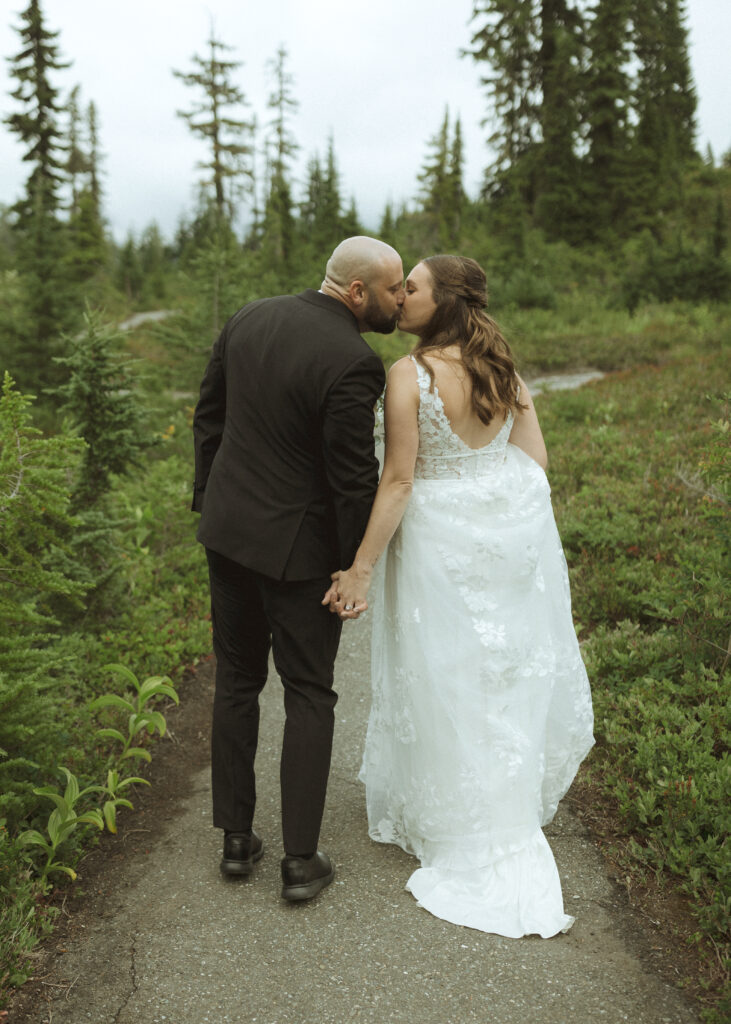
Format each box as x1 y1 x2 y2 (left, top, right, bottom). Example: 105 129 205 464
96 727 127 745
120 747 152 763
32 787 70 813
89 694 135 714
60 767 80 805
103 802 117 833
116 775 149 789
139 677 179 705
75 811 104 831
103 663 141 691
47 863 77 882
145 710 167 736
17 829 50 851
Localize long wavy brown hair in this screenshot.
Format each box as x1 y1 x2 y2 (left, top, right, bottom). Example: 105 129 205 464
412 255 525 425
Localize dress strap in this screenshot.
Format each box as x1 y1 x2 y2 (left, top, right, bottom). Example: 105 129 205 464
409 354 431 393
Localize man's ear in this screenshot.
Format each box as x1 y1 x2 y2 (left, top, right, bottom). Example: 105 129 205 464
348 279 367 308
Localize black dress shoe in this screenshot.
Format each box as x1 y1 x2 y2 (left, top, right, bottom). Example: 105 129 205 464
220 830 264 876
281 851 334 901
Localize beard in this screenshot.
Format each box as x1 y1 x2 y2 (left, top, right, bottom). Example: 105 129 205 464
361 292 400 334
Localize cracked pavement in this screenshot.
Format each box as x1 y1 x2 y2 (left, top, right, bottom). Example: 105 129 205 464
13 619 701 1024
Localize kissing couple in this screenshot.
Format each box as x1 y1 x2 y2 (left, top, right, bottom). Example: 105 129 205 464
192 236 594 937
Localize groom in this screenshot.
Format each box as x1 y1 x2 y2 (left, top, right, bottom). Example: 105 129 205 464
192 237 404 901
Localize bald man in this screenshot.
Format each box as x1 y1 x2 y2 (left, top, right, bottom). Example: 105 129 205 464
193 237 404 901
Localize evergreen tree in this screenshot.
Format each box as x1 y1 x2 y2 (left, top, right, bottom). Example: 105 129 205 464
65 84 86 218
4 0 71 388
631 0 698 221
340 197 363 239
173 33 254 223
51 308 155 508
418 108 451 240
379 201 396 242
299 137 345 256
447 116 466 247
87 100 102 210
321 136 344 240
533 0 584 237
418 110 465 249
466 0 540 183
710 193 727 259
261 46 299 270
583 0 634 235
115 233 144 304
64 86 106 286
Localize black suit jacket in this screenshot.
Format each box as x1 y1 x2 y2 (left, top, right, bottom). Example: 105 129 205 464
192 289 386 581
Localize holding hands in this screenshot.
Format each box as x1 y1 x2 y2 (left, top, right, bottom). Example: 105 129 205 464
322 565 373 620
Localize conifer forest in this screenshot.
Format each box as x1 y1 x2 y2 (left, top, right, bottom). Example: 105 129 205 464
0 1 728 1017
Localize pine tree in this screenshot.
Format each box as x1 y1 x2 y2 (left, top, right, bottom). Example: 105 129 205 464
173 33 254 223
447 116 466 247
379 202 396 242
418 109 450 226
261 46 299 270
299 137 345 256
583 0 634 235
115 234 144 303
64 87 106 286
340 197 362 239
533 0 584 237
65 84 86 218
87 100 102 210
466 0 540 184
631 0 698 217
4 0 72 388
51 308 155 508
417 110 466 249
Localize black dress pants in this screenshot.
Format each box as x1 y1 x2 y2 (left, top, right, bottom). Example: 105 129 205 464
206 548 342 856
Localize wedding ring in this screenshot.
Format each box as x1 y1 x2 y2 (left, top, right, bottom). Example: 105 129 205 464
345 604 353 611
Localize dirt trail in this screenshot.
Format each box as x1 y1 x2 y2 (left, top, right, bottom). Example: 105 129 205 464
9 618 699 1024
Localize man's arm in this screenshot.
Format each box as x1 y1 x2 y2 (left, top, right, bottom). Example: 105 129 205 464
321 352 386 567
191 332 227 512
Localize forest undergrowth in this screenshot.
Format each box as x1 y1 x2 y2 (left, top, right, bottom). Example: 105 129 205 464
0 298 728 1019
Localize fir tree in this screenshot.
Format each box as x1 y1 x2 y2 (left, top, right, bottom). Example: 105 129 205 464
533 0 584 237
173 33 254 223
583 0 634 235
4 0 72 388
631 0 698 217
115 233 144 304
51 308 155 508
262 46 299 270
299 137 345 256
379 202 396 242
466 0 540 184
65 84 86 218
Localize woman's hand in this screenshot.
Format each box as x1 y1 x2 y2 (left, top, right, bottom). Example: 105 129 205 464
322 565 373 620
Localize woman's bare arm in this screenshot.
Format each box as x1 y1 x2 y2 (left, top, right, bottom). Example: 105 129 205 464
323 357 420 618
508 376 548 470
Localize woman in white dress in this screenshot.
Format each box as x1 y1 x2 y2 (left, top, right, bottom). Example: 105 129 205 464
327 255 594 937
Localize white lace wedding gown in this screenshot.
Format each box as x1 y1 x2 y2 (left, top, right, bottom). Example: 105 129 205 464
359 357 595 937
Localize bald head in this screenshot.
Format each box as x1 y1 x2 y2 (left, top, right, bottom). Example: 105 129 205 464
323 236 401 293
321 236 404 333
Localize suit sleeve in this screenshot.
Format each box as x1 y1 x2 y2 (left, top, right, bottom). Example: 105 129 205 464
321 351 386 567
191 330 227 512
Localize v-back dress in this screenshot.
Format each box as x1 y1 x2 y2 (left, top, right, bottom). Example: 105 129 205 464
359 357 594 937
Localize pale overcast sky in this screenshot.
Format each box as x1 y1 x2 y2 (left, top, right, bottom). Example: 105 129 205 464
1 0 729 241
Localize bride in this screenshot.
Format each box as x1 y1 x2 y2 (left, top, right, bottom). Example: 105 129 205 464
326 254 594 937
